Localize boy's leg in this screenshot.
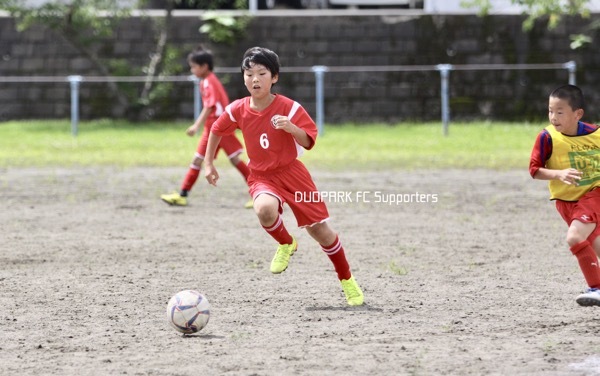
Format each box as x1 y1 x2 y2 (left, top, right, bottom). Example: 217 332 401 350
253 193 296 274
306 222 364 306
567 220 600 306
221 136 250 182
160 155 202 206
222 136 252 208
180 156 203 194
229 154 250 182
162 128 211 206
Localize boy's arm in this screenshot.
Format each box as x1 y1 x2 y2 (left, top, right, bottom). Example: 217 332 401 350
204 131 222 186
186 106 213 136
529 129 582 185
272 115 313 149
533 167 582 185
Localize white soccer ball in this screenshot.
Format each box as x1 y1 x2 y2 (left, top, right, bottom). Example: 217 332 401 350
166 290 211 334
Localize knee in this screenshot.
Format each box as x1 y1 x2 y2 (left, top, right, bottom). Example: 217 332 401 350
306 223 335 244
254 201 277 224
566 228 586 247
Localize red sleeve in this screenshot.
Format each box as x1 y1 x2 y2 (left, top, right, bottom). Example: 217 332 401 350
211 101 240 137
529 129 552 178
291 104 317 150
201 77 216 109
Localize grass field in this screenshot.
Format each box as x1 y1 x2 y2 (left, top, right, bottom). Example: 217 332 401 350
0 120 544 169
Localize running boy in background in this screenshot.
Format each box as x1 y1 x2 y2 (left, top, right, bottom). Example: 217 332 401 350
204 46 364 306
161 46 251 207
530 84 600 306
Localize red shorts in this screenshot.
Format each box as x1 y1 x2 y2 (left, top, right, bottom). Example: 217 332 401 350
248 159 329 228
556 189 600 243
196 121 243 159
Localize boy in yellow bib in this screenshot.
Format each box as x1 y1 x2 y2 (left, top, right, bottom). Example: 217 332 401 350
530 84 600 306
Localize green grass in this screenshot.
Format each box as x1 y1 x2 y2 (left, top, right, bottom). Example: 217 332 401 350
0 120 544 170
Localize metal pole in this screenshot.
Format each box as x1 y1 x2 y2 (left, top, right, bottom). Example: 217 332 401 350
249 0 258 13
68 75 82 137
312 65 328 135
190 75 201 120
564 60 577 85
437 64 452 137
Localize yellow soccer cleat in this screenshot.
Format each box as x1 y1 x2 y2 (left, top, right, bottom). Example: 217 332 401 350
160 192 188 206
244 199 254 209
270 237 297 274
340 276 364 306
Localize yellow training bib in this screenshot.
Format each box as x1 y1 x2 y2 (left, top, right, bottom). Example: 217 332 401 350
546 125 600 201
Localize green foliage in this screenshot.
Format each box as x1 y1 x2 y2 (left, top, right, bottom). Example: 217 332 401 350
138 45 185 107
174 0 248 9
0 121 543 169
2 0 131 43
570 33 592 49
462 0 595 49
2 0 194 120
200 12 251 45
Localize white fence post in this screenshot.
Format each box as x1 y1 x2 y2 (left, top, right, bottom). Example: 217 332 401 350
67 75 83 137
436 64 452 137
312 65 328 135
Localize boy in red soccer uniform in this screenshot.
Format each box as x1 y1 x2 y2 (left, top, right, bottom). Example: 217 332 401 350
204 46 364 306
530 84 600 306
161 47 250 207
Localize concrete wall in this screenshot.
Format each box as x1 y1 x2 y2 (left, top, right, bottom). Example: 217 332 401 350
1 12 600 123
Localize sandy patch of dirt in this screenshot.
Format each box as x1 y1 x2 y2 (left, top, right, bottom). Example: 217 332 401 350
1 167 598 375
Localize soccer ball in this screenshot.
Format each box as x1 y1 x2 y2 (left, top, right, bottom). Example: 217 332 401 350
166 290 211 334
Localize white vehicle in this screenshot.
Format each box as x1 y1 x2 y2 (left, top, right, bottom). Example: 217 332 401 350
424 0 600 14
328 0 421 8
259 0 422 9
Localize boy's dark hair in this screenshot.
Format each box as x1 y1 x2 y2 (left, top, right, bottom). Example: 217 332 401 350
550 84 585 111
187 46 214 71
240 46 280 78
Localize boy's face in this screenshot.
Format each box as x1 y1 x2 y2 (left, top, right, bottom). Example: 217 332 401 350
548 96 583 136
189 62 210 79
243 63 278 98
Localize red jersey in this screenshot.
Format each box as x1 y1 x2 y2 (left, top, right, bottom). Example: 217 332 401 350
201 72 229 124
211 94 317 172
529 121 599 178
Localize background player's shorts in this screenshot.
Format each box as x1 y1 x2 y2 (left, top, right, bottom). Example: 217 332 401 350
196 120 243 159
556 188 600 243
248 159 329 228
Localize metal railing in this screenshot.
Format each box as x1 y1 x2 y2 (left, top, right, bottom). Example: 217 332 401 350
0 61 577 137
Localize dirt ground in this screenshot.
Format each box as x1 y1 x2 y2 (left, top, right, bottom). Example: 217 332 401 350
2 166 600 375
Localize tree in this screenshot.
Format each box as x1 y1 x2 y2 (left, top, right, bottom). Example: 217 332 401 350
0 0 248 119
461 0 596 49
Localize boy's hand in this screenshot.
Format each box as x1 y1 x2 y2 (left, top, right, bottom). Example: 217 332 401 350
186 124 200 137
271 115 293 133
558 168 583 185
205 164 219 186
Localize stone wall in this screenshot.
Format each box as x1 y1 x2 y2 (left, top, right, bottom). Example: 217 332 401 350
1 12 600 123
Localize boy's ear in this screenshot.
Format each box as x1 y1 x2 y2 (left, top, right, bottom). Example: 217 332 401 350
272 74 279 84
576 108 584 120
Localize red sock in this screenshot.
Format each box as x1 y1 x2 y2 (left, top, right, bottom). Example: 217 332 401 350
570 240 600 288
321 235 351 281
181 165 200 192
262 215 293 245
235 160 250 182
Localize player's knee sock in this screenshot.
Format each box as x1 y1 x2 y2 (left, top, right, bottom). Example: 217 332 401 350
180 165 200 194
570 240 600 288
262 215 293 245
234 160 250 182
321 235 351 281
